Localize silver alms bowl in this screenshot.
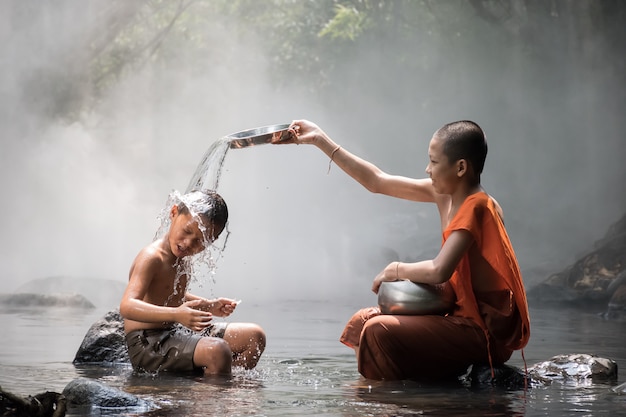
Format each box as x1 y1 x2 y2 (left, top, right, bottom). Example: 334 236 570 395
378 280 455 315
227 123 293 148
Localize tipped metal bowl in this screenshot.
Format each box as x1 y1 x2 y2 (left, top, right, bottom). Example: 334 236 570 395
378 280 455 315
227 123 293 148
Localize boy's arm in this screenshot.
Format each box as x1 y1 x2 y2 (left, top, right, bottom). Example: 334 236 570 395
372 230 473 293
119 250 213 331
184 292 238 317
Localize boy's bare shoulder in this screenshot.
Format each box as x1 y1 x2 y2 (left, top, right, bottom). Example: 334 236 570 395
138 240 163 256
131 240 170 271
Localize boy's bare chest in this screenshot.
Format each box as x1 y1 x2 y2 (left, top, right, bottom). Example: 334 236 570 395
150 266 189 306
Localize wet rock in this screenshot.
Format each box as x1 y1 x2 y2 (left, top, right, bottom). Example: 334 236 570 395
73 308 129 364
528 213 626 310
0 386 66 417
74 308 204 365
62 378 153 410
0 293 94 308
528 353 618 385
461 364 529 390
15 276 126 309
609 282 626 308
604 281 626 319
607 269 626 295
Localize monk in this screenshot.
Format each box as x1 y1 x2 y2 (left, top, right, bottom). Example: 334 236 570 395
279 119 530 380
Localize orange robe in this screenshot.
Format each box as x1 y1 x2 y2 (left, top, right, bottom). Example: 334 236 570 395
340 192 530 380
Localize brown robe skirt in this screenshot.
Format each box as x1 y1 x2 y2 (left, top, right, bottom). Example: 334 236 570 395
341 290 516 381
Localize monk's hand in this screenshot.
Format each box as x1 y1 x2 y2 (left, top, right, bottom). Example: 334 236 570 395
178 299 213 332
273 120 325 146
207 297 239 317
371 262 400 294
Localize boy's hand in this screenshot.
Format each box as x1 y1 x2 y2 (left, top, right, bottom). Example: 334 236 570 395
188 297 240 317
176 299 213 332
208 297 240 317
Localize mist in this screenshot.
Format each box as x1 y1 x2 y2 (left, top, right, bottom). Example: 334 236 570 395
1 1 624 307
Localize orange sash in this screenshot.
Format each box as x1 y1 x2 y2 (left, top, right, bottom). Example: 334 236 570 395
444 192 530 351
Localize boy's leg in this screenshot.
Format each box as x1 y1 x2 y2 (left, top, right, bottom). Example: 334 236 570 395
193 337 233 376
222 323 266 369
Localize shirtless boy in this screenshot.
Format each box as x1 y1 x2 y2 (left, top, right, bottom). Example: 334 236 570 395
280 120 530 380
120 190 266 376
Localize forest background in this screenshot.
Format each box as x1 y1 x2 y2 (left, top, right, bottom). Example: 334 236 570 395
1 0 624 303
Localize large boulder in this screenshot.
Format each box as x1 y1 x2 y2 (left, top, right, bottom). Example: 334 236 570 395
15 276 126 309
606 270 626 318
0 293 94 309
0 387 65 417
62 378 153 410
529 353 618 385
528 213 626 311
73 308 129 364
73 308 205 365
461 364 529 390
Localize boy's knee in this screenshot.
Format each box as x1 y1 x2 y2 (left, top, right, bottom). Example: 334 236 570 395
230 323 267 351
249 324 267 349
210 338 233 362
195 338 232 373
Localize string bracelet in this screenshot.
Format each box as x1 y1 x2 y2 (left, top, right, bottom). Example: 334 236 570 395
327 145 342 174
396 262 400 279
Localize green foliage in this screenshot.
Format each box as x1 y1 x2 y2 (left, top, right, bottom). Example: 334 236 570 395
89 1 204 97
32 0 624 119
319 4 367 41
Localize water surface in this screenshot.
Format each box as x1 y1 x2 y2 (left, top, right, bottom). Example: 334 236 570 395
1 300 625 416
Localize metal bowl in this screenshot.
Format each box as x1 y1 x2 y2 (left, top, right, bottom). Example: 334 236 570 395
227 123 293 148
378 280 455 315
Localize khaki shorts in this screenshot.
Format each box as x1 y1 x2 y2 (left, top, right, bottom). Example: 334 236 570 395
125 323 228 373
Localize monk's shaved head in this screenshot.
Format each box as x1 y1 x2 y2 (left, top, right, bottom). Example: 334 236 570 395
434 120 487 177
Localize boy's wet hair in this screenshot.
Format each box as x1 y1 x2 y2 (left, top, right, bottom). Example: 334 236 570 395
177 190 228 230
436 120 488 176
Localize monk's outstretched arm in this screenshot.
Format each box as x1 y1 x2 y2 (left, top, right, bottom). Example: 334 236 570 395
286 119 438 202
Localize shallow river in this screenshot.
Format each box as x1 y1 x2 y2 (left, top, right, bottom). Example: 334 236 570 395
1 299 625 416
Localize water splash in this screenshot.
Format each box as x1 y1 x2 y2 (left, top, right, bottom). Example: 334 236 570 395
154 128 279 300
155 137 233 301
185 137 231 193
156 189 231 304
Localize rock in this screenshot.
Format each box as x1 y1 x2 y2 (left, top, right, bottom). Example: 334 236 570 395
0 293 94 309
73 308 202 365
528 213 626 308
461 364 529 390
607 269 626 295
62 378 152 410
603 281 626 319
15 276 126 309
609 282 626 309
528 353 618 385
73 308 129 364
0 386 66 417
